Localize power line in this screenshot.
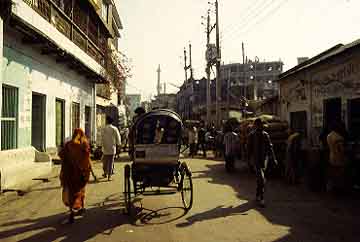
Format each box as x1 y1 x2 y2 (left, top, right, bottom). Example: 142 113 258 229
222 0 279 42
221 0 271 34
226 0 289 41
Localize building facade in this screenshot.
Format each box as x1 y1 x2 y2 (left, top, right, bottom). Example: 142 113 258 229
278 40 360 152
176 60 283 124
0 0 121 152
151 93 176 111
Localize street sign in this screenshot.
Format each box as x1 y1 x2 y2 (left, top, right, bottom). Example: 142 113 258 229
205 44 217 62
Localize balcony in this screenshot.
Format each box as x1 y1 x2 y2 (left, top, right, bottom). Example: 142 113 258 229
21 0 110 66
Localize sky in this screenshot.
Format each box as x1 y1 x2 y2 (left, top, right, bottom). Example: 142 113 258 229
116 0 359 101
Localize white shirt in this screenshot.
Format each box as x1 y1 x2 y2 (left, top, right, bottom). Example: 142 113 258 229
101 124 121 155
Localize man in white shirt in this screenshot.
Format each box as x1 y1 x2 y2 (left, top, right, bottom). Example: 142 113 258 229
101 116 121 181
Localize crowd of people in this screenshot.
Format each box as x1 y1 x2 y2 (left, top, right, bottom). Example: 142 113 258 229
57 106 359 223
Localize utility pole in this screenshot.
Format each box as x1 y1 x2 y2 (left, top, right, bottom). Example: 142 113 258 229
189 43 193 79
184 48 188 82
205 10 212 125
215 0 221 127
226 68 230 119
157 64 161 96
242 42 246 99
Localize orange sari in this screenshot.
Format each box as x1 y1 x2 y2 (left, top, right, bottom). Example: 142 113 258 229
59 129 91 210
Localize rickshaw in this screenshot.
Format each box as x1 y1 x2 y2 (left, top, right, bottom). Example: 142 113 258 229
124 109 193 214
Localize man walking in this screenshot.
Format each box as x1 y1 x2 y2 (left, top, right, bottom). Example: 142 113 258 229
101 116 121 181
247 118 277 207
223 124 239 172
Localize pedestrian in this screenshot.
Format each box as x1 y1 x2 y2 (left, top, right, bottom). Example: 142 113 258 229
122 127 129 152
101 116 121 181
59 128 91 224
188 126 198 158
215 130 224 158
285 128 302 184
197 124 207 158
247 118 277 207
326 121 346 193
223 124 239 172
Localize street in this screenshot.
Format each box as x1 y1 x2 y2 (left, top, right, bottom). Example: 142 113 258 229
1 154 360 242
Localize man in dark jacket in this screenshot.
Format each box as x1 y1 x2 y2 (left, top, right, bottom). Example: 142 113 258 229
247 118 277 207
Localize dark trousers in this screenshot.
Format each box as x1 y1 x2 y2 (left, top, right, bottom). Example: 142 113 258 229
255 165 266 199
197 142 206 157
225 155 235 172
189 143 197 157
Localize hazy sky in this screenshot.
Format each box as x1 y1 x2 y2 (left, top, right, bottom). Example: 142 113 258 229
117 0 359 100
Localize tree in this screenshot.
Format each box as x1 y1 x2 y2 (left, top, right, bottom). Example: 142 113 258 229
103 45 132 95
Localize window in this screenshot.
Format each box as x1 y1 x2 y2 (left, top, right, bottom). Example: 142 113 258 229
55 99 65 147
1 85 18 150
72 102 80 131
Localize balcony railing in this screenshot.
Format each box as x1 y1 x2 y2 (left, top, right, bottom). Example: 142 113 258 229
96 84 112 99
23 0 107 66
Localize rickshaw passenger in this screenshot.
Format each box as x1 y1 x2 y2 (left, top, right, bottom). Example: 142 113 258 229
154 121 165 144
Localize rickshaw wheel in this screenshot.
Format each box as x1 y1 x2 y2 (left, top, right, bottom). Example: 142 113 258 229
180 162 193 211
124 164 132 215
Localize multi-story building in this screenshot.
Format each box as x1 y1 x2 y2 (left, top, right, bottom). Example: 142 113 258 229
95 0 126 141
0 0 122 188
219 61 283 101
151 93 176 111
176 60 283 124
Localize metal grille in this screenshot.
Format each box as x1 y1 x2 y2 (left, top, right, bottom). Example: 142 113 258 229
55 99 64 146
71 102 80 131
1 85 18 150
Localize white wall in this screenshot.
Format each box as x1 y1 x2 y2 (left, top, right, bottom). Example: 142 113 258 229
3 27 95 149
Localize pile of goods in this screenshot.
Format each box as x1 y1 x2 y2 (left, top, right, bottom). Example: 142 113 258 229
239 115 289 176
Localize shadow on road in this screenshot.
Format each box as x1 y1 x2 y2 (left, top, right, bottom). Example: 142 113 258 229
179 161 360 242
133 206 188 226
0 193 129 242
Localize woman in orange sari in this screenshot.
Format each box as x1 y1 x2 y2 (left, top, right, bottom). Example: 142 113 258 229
59 128 91 224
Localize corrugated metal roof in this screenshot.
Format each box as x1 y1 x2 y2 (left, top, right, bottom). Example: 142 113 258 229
278 39 360 81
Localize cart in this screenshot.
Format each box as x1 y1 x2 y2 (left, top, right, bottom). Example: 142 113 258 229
124 109 193 214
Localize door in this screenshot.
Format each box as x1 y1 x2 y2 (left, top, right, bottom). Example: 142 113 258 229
348 98 360 141
55 99 65 147
323 98 342 129
85 106 91 142
32 93 46 151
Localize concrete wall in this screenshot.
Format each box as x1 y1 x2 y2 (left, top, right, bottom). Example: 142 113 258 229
2 27 94 150
280 48 360 147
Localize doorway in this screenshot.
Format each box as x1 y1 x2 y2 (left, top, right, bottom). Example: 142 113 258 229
348 98 360 141
55 99 65 147
323 97 342 130
32 93 46 151
85 106 91 142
